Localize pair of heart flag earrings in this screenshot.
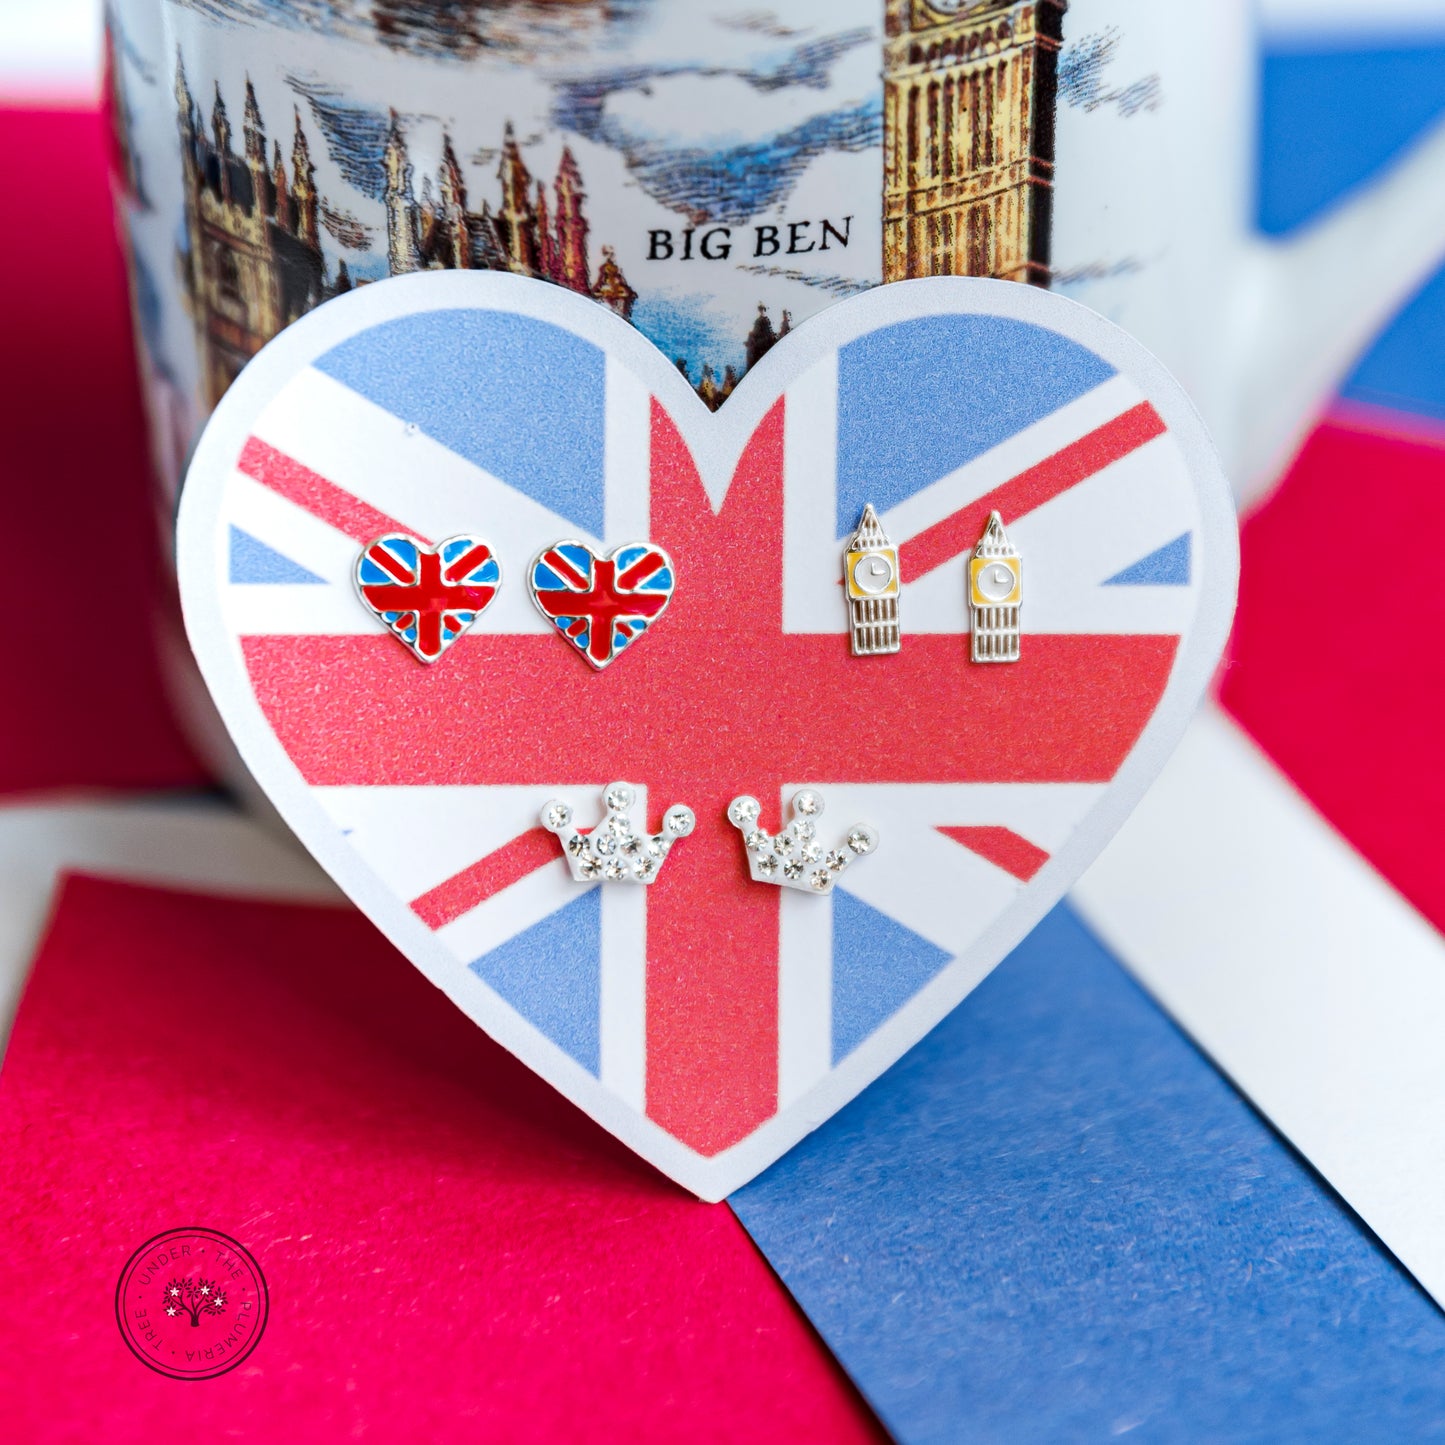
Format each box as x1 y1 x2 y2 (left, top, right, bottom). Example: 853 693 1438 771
354 533 674 670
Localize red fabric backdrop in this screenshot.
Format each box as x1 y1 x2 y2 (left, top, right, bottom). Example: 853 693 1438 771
0 108 209 794
1222 414 1445 931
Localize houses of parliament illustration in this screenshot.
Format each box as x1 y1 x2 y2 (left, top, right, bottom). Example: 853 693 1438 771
882 0 1066 286
174 58 636 408
379 114 637 318
169 1 1069 414
176 60 331 406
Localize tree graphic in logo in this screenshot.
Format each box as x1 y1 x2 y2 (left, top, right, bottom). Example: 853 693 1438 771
162 1276 227 1328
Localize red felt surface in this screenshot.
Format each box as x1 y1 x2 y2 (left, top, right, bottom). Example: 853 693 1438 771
0 107 209 795
0 875 885 1443
1221 414 1445 931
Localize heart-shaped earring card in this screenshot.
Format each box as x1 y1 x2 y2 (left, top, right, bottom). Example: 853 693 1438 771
179 272 1237 1200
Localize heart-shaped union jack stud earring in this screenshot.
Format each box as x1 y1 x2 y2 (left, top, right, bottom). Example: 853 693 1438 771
355 533 500 664
528 540 675 670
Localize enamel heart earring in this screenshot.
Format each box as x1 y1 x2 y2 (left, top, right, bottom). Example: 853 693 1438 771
528 540 675 670
355 533 501 664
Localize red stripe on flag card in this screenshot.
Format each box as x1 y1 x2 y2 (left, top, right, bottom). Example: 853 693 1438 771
938 826 1051 883
641 400 787 1157
900 402 1167 580
238 437 423 545
239 632 1178 788
410 827 560 931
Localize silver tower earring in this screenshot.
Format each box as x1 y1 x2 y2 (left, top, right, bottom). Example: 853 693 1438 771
968 511 1022 663
843 504 901 656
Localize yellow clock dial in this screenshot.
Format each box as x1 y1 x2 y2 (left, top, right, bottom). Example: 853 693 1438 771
853 553 895 594
970 556 1020 605
846 548 900 599
977 561 1016 602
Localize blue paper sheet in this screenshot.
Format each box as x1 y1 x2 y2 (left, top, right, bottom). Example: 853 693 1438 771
731 905 1445 1443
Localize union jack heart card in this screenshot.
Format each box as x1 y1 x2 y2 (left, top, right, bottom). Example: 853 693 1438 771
177 271 1237 1199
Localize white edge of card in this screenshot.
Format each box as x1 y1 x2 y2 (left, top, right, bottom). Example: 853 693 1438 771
1073 702 1445 1308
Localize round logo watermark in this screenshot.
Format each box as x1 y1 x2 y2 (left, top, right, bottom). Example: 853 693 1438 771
115 1228 269 1380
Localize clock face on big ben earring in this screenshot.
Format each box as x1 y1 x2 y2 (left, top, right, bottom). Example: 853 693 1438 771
845 545 901 600
976 560 1017 602
970 555 1021 606
853 552 896 595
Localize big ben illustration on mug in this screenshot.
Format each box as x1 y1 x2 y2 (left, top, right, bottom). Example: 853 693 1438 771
117 0 1071 496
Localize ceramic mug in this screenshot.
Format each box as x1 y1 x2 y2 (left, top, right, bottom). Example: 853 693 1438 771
107 0 1445 515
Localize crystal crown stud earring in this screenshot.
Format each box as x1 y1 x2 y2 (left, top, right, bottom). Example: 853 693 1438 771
727 789 878 894
542 782 694 884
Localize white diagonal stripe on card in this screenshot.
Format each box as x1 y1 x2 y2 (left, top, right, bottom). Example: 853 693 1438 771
778 886 833 1108
599 881 647 1111
248 367 567 636
604 354 652 544
782 351 840 634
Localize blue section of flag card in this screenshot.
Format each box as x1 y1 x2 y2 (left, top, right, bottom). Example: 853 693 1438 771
315 309 608 534
470 889 601 1076
228 526 324 585
1104 533 1192 587
834 315 1115 537
831 891 952 1067
730 905 1445 1444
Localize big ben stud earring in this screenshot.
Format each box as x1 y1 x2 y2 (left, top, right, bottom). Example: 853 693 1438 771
843 504 901 656
968 511 1022 663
